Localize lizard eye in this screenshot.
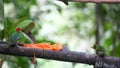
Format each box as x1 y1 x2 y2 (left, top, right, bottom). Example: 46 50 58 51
16 27 22 31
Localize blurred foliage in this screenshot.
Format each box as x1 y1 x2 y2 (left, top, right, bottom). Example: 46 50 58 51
0 0 120 68
7 56 30 68
102 4 120 56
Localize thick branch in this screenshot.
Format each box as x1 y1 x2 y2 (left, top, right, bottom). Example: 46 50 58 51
0 41 120 67
68 0 120 4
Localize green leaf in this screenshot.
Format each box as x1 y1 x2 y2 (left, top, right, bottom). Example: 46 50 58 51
24 22 35 33
7 56 30 68
15 56 30 68
37 38 55 45
13 17 28 28
11 19 33 34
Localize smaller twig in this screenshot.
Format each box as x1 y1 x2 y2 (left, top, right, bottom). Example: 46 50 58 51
33 48 37 68
34 48 36 60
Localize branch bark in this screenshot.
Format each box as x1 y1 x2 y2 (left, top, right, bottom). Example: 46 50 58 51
68 0 120 4
0 41 120 67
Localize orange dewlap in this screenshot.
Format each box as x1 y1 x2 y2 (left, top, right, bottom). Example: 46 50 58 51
23 43 62 50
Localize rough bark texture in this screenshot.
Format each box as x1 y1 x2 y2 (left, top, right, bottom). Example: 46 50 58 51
0 41 120 67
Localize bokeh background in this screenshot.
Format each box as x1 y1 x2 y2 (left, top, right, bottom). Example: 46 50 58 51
0 0 120 68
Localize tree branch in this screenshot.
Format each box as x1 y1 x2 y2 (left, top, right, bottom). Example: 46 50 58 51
68 0 120 4
0 41 120 67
